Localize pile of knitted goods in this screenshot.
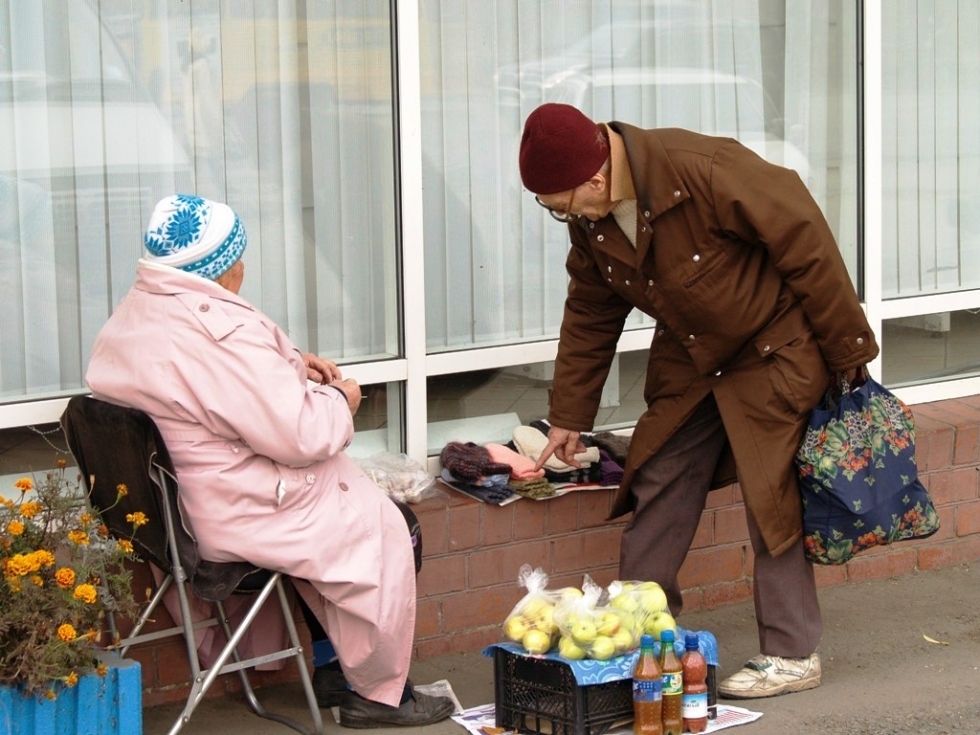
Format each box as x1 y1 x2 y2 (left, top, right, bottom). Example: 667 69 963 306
511 420 629 486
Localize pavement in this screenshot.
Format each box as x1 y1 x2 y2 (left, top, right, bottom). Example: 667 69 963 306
144 561 980 735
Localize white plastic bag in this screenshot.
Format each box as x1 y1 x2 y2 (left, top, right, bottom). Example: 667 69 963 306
502 564 561 654
355 452 440 503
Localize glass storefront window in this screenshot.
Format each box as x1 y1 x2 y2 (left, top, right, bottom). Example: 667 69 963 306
882 310 980 386
0 1 399 405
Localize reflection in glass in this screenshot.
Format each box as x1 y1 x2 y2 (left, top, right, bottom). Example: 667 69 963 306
882 310 980 386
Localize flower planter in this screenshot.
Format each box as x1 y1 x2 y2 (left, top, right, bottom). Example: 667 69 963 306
0 654 141 735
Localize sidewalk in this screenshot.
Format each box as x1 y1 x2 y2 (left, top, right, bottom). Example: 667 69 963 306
144 562 980 735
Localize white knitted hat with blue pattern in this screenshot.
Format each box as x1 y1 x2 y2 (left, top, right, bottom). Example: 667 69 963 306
143 194 247 280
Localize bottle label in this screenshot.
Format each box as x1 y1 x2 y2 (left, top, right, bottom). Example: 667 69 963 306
662 672 683 696
682 692 708 717
633 678 662 703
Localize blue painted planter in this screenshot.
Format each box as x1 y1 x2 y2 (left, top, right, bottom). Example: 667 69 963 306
0 654 141 735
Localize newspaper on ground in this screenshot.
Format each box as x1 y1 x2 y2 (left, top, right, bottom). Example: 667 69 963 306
450 702 762 735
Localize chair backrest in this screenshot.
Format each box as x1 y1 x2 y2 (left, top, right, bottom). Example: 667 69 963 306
60 395 258 600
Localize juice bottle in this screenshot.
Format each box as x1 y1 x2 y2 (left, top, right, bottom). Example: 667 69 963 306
632 634 663 735
680 633 709 733
658 630 683 735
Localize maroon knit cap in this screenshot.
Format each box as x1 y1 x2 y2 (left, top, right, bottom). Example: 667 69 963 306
519 103 608 195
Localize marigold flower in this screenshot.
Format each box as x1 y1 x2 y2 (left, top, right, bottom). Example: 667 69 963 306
125 512 149 527
55 567 76 588
63 671 79 688
79 513 93 526
30 575 44 587
6 520 24 536
67 530 90 546
43 689 57 700
116 483 129 497
6 553 38 576
73 583 98 604
116 539 134 554
33 549 55 567
18 501 42 518
57 623 77 642
7 577 22 592
14 477 34 493
57 458 67 469
98 524 110 538
96 661 109 677
85 628 101 643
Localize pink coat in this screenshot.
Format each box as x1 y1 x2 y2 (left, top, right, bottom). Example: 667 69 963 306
86 260 415 706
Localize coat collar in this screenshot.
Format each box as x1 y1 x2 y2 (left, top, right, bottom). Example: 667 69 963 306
606 122 690 222
134 259 255 311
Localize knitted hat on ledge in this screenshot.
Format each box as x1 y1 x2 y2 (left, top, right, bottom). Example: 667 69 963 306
440 441 513 483
519 103 609 195
144 194 247 281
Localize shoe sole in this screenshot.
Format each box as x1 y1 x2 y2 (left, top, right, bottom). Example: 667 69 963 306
339 703 455 729
718 676 820 700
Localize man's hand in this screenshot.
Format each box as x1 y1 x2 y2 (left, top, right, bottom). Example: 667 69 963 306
533 426 585 472
329 378 362 416
303 353 342 384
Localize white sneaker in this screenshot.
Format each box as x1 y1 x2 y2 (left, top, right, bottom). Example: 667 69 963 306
717 653 821 699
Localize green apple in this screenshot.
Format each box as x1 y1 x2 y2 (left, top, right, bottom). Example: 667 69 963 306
522 628 553 654
645 611 677 641
558 635 587 660
504 615 529 642
611 628 635 654
570 618 598 646
609 592 640 613
589 635 616 660
636 586 669 615
595 611 622 636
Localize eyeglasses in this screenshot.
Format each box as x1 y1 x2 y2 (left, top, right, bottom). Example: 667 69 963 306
535 189 577 223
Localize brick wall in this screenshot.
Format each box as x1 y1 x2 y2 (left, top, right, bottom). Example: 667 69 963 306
135 396 980 704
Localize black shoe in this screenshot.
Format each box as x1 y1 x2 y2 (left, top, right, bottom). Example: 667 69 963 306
312 667 349 708
339 689 455 729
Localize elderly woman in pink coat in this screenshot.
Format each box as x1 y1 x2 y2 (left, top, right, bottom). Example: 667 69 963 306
85 194 453 729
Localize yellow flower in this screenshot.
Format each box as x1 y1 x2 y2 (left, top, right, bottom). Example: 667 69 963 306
116 483 129 497
79 513 93 526
5 520 24 536
57 458 67 469
33 549 55 567
7 577 22 592
116 539 134 554
18 501 42 518
55 567 76 588
63 671 78 688
30 575 44 587
6 553 39 576
125 512 149 527
97 524 109 538
14 477 34 493
85 628 101 643
67 530 90 546
43 689 57 700
73 584 98 604
95 661 109 677
57 623 77 642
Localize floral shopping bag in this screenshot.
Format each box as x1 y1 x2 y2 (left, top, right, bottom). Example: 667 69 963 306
795 371 940 565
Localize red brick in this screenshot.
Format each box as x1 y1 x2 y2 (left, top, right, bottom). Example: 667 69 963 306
705 485 735 509
469 539 552 587
156 639 192 688
954 425 980 466
127 645 156 689
415 627 500 659
417 505 449 555
914 414 954 472
579 490 614 528
677 545 745 589
845 547 919 582
514 499 548 540
447 503 482 552
955 503 980 537
413 597 443 638
814 564 847 588
927 468 978 505
546 494 581 534
417 554 466 596
689 513 713 550
700 580 751 610
552 527 623 574
441 586 516 633
481 502 515 545
680 588 702 612
918 535 980 569
714 507 750 545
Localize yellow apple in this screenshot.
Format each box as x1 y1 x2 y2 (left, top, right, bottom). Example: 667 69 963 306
596 611 622 636
609 592 639 613
504 615 529 642
570 618 598 646
636 587 669 615
522 628 553 655
558 635 587 660
645 611 677 641
589 635 616 660
611 628 635 654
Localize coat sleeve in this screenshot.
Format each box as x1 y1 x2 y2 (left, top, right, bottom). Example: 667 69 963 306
548 224 635 431
708 141 878 371
167 303 354 468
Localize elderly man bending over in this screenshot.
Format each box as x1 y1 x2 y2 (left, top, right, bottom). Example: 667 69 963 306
86 194 453 729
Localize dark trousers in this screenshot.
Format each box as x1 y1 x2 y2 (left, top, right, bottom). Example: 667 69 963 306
620 394 822 658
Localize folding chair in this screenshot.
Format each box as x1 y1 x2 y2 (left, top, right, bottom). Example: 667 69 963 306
60 395 324 735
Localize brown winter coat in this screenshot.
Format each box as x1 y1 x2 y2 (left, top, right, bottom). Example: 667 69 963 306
547 124 879 556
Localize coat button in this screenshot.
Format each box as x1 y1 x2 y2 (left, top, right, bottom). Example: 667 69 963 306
625 280 631 286
693 254 701 262
607 266 613 272
688 334 695 341
641 226 647 232
231 446 239 454
644 210 651 217
763 344 771 352
648 280 654 286
597 234 604 242
199 303 210 312
339 482 349 492
674 190 681 197
306 473 316 483
608 278 613 283
589 222 595 229
715 370 722 376
856 337 865 345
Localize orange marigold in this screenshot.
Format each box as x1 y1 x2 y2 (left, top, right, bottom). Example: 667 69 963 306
125 511 148 527
6 520 24 536
14 477 33 492
57 623 77 642
63 671 78 688
96 661 109 677
73 583 98 604
116 483 129 497
18 501 42 518
34 549 55 567
55 567 76 588
67 530 90 546
116 539 134 554
30 575 44 587
57 458 67 469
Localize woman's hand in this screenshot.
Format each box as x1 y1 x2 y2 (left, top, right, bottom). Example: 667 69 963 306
329 378 362 416
303 353 342 384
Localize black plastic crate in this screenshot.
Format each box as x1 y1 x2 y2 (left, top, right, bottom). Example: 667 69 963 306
493 648 633 735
